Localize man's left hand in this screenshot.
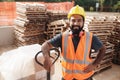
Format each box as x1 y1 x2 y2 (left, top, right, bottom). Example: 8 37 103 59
83 63 97 73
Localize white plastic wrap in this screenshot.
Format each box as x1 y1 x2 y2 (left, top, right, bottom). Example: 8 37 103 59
0 44 54 80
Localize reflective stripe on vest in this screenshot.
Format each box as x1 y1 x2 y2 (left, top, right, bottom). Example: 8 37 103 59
62 66 85 74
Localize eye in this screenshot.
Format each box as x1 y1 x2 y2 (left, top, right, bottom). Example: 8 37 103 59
72 19 75 23
77 19 82 22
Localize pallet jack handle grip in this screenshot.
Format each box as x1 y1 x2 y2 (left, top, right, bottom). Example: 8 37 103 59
35 48 60 67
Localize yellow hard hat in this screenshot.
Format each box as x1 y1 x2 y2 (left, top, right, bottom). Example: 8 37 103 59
68 5 85 19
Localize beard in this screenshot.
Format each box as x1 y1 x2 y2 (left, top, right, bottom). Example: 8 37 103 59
70 25 83 35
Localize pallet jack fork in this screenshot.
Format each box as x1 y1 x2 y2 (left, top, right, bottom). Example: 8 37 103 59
35 48 60 80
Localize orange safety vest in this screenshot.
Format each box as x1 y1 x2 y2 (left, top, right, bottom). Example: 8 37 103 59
61 30 94 80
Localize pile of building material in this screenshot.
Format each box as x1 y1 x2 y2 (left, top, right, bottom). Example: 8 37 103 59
95 42 114 72
108 17 120 65
85 16 116 72
14 3 68 46
14 3 48 46
47 10 67 23
46 19 68 39
86 16 115 44
46 10 67 39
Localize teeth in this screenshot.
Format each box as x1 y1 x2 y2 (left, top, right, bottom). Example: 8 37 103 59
74 27 79 29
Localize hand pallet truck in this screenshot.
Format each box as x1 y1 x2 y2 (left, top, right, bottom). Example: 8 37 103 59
35 48 60 80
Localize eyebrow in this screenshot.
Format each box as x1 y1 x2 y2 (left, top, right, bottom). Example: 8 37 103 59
71 18 82 21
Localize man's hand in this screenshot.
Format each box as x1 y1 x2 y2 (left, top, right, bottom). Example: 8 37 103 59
83 63 97 73
44 56 52 72
41 41 53 72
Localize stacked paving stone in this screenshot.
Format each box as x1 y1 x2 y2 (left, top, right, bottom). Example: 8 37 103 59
14 3 48 46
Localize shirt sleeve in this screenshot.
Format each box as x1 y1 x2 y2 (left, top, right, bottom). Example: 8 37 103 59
91 35 103 52
48 33 62 48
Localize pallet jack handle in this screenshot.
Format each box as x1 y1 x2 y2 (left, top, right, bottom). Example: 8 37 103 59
35 48 60 80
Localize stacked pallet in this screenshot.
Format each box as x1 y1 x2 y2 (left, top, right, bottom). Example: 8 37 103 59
85 16 115 72
86 16 115 44
84 16 94 32
47 10 67 22
46 19 68 39
14 3 48 46
108 17 120 65
95 42 114 72
46 10 67 38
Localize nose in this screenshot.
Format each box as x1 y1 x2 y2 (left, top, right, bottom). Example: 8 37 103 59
74 20 79 25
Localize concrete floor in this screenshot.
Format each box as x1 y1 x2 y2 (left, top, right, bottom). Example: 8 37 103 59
0 45 17 55
93 64 120 80
0 45 120 80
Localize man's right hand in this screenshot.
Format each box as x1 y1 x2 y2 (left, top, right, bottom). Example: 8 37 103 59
41 41 53 72
44 56 52 72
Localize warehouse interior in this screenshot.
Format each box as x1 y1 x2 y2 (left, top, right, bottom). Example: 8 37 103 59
0 1 120 80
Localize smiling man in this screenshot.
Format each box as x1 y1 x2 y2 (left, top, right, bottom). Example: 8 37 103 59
41 5 106 80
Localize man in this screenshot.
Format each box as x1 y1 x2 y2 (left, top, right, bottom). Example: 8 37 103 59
41 5 106 80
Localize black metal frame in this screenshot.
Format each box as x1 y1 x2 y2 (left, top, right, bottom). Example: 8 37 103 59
35 48 60 80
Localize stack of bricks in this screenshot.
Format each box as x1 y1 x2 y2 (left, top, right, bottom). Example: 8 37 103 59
85 15 115 72
108 16 120 65
14 3 48 46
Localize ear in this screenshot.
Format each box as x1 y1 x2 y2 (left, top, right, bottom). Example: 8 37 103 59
66 22 70 29
63 20 70 32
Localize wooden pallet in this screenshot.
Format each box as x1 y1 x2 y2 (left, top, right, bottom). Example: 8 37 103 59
16 12 48 21
95 62 112 73
112 58 120 65
14 30 41 37
16 2 46 13
46 19 67 39
108 20 120 65
15 38 40 47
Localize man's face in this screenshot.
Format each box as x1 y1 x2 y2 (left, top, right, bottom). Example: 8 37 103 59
69 14 84 35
